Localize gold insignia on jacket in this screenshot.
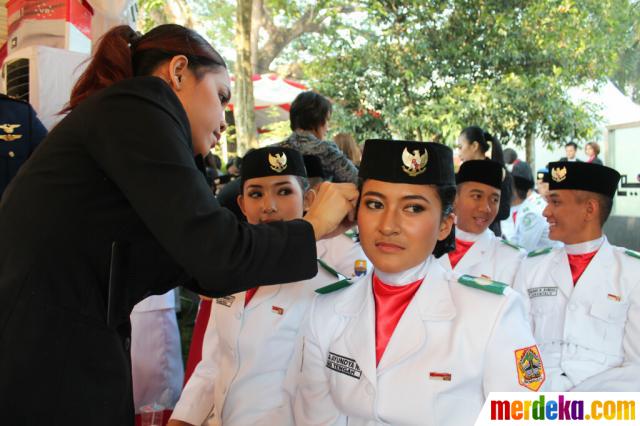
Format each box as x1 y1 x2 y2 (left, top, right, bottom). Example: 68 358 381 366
551 166 567 182
0 123 22 141
269 152 288 173
401 147 428 177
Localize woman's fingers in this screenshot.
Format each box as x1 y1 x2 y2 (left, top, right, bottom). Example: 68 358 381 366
304 182 359 240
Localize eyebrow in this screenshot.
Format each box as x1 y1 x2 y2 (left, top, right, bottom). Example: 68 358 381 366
363 191 431 204
246 180 293 190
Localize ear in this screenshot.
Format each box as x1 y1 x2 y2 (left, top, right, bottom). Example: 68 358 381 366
303 188 316 212
237 194 248 218
168 55 189 89
584 197 599 223
438 213 455 241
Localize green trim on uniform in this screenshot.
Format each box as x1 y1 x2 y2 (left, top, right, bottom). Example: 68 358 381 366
527 247 552 258
500 239 523 251
344 229 357 240
315 278 353 294
457 274 507 295
317 258 341 279
625 249 640 260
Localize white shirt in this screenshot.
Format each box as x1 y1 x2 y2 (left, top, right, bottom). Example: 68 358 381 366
316 232 371 278
513 237 640 391
171 263 337 426
509 193 556 252
291 257 543 426
438 227 526 286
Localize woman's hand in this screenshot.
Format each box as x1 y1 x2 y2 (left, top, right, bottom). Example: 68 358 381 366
304 182 359 240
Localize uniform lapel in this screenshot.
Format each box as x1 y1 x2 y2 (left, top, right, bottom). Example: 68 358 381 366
571 239 613 301
549 250 574 300
245 284 281 311
455 229 493 273
377 260 456 374
336 273 377 388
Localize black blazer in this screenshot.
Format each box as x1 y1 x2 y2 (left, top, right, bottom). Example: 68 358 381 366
0 77 317 425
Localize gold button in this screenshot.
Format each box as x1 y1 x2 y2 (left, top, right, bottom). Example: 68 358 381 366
8 151 15 158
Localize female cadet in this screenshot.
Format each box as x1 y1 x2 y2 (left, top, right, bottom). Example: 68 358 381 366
0 25 356 425
291 139 544 426
438 160 525 286
457 126 512 236
169 147 338 426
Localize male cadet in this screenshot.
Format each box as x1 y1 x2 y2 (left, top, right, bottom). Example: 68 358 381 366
536 167 550 199
514 161 640 391
507 163 555 252
305 155 370 278
438 160 525 286
0 94 47 199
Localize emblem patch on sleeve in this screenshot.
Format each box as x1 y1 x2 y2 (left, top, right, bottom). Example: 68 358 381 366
515 345 545 391
326 352 362 379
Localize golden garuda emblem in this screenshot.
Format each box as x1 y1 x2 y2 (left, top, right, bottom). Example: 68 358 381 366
551 166 567 183
268 152 288 173
0 123 22 142
401 147 428 177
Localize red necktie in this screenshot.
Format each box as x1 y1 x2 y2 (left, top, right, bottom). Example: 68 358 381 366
184 298 212 384
448 239 475 269
567 251 597 285
373 274 424 365
512 211 518 224
244 287 259 306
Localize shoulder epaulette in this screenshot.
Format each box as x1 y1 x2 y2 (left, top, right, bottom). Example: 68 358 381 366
527 247 553 258
315 278 353 294
458 274 507 295
317 258 341 279
500 239 523 251
625 249 640 260
344 229 357 240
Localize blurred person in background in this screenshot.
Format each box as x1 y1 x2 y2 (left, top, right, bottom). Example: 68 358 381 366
333 132 362 167
585 142 603 165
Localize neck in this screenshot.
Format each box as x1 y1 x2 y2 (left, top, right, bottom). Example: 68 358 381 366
512 197 524 206
375 257 431 286
561 226 602 246
455 226 486 242
565 235 605 254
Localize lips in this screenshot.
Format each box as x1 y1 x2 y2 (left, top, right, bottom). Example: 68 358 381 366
375 241 404 253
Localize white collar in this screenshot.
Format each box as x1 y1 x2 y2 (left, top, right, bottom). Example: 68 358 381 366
454 227 489 242
375 256 432 287
565 235 604 255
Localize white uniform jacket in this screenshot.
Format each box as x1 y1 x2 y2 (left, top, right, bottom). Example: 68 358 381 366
316 233 371 278
171 263 337 426
292 257 543 426
513 238 640 391
437 228 526 286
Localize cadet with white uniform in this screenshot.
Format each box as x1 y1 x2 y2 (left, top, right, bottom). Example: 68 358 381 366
438 160 525 285
291 140 544 426
169 147 338 426
514 161 640 391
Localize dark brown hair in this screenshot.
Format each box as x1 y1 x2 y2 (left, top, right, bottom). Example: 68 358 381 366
65 24 226 111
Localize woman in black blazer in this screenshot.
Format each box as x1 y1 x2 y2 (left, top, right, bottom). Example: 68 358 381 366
0 24 357 425
586 142 604 165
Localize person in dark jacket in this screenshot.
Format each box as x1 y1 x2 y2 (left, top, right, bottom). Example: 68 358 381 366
0 24 357 426
0 94 47 199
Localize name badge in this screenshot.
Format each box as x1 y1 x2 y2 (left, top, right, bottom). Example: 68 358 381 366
326 352 362 379
216 295 235 307
527 287 558 298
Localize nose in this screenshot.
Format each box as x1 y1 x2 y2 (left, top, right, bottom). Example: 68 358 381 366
542 204 551 218
261 192 277 214
219 116 228 134
379 208 399 236
480 199 491 213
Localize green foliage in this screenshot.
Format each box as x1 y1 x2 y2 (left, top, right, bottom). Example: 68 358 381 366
303 0 637 148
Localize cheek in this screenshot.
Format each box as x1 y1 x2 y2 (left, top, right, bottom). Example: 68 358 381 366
243 199 262 223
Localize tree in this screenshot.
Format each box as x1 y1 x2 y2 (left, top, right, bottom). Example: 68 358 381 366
303 0 636 163
234 0 258 153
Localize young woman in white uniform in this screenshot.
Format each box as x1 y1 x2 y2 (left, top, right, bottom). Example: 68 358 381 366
169 147 338 426
291 139 544 426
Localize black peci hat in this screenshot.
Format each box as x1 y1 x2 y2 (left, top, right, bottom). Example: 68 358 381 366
359 139 455 186
547 161 620 198
537 167 550 183
241 146 307 181
303 155 325 179
456 159 503 190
